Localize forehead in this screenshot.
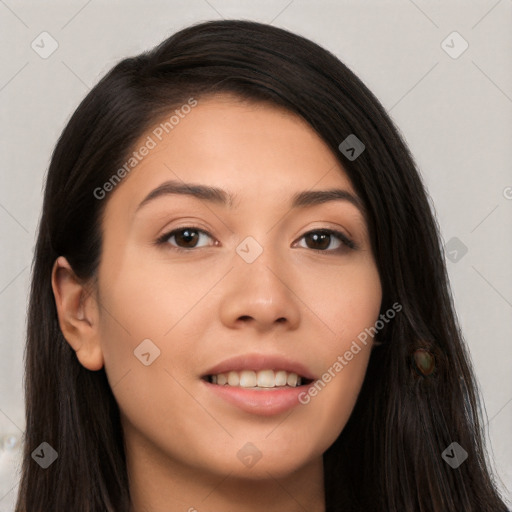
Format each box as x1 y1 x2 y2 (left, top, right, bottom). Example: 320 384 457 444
104 95 357 217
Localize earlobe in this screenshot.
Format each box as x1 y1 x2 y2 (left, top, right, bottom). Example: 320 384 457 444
51 256 104 371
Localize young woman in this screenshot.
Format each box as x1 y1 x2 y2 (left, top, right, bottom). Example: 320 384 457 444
15 19 509 512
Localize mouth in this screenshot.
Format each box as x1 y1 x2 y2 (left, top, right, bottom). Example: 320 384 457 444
201 369 314 390
200 353 317 415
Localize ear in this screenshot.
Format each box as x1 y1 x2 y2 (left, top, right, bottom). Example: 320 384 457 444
51 256 104 371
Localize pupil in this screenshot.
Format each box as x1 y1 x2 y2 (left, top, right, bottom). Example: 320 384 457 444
306 232 329 250
177 229 198 248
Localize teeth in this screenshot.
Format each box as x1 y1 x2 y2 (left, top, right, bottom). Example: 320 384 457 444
239 371 257 387
208 369 304 388
287 372 298 387
257 369 275 388
275 370 288 386
227 371 240 386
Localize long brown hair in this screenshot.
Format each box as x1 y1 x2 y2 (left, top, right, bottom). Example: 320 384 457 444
16 19 509 511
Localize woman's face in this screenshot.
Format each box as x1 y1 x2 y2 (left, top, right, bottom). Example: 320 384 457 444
93 95 382 480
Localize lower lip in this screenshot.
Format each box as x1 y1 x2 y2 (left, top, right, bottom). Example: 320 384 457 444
202 380 312 416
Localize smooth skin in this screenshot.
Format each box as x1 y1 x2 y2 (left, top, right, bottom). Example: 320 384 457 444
52 94 382 512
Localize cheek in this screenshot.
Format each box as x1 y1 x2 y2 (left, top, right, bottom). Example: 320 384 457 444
97 247 215 350
94 262 212 467
291 259 381 441
94 245 223 395
299 256 382 345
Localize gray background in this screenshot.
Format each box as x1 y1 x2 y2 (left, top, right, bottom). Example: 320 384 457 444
0 0 511 510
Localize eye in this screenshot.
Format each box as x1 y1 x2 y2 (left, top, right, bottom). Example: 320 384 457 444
156 227 215 251
155 227 357 253
294 229 356 253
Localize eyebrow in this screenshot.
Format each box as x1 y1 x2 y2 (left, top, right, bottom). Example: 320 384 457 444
135 179 365 215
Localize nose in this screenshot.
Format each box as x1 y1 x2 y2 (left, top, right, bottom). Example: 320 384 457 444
218 248 301 333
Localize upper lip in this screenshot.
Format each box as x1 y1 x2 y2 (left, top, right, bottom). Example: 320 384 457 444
201 353 316 380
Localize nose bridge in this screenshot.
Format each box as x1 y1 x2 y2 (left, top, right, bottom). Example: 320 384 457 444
235 228 290 284
218 231 301 330
236 232 287 299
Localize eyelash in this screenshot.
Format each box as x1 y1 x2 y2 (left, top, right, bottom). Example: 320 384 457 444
155 226 358 254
